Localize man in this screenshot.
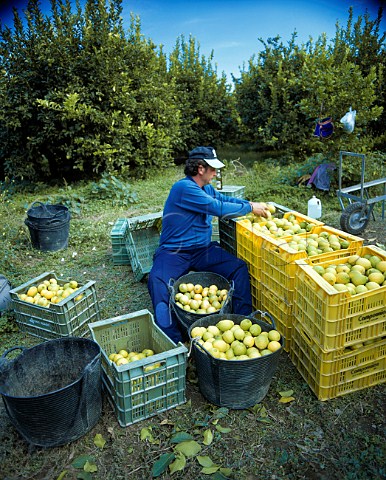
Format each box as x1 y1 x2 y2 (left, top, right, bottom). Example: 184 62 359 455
148 146 269 343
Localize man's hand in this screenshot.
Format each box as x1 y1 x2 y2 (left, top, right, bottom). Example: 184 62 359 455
250 202 270 218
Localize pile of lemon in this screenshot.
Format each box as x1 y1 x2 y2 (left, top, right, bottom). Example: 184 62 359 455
18 278 83 307
313 253 386 295
191 318 282 360
174 283 229 314
108 348 160 371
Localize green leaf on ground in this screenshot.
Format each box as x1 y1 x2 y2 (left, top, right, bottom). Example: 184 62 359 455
152 453 175 477
71 455 94 469
197 455 215 467
170 432 194 443
169 452 186 474
202 465 220 474
215 425 232 433
56 471 67 480
203 429 213 445
279 396 295 403
84 461 97 473
94 433 106 449
279 389 294 397
141 427 155 442
211 407 229 419
175 440 202 457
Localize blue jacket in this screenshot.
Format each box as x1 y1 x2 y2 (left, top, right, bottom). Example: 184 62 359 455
159 176 252 249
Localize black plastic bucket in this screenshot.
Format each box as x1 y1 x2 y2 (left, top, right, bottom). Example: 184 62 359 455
0 337 102 447
25 202 71 252
0 275 11 313
168 272 234 336
26 201 70 226
188 311 283 409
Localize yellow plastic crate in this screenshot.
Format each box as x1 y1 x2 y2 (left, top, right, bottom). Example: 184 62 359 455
291 319 386 400
260 285 293 352
260 226 364 305
294 246 386 351
88 310 187 427
236 219 270 282
250 276 262 311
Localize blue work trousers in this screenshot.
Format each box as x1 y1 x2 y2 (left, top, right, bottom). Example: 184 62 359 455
147 242 252 343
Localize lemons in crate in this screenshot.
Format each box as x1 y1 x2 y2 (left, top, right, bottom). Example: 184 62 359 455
174 283 229 315
18 277 84 307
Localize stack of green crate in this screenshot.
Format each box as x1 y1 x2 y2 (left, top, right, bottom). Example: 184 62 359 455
214 185 245 243
110 218 131 266
125 212 163 281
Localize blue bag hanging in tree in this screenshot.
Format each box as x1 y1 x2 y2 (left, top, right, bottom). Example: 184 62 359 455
313 103 334 139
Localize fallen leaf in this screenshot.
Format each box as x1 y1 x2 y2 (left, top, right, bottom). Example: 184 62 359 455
170 432 194 443
202 466 220 474
94 433 106 449
152 453 175 477
279 390 294 397
83 460 97 473
174 440 202 457
215 425 232 433
169 452 186 474
203 429 213 446
279 396 295 403
197 455 215 467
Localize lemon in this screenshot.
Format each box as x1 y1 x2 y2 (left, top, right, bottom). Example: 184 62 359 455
268 340 281 352
255 334 269 350
142 349 155 356
191 326 204 338
27 286 38 297
118 349 129 358
268 330 281 342
232 342 247 356
217 319 234 332
322 272 336 285
232 328 244 341
116 358 129 366
249 324 262 337
240 319 252 331
243 335 255 348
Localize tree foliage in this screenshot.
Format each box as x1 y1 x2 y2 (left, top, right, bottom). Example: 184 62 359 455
0 0 231 181
0 2 384 182
168 35 237 156
234 7 385 158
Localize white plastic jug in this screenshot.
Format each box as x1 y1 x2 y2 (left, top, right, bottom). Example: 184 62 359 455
307 195 322 219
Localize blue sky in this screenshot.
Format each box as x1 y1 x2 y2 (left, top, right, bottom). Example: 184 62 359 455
1 0 385 82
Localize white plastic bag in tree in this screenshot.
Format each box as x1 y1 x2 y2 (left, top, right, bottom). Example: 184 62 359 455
340 106 356 133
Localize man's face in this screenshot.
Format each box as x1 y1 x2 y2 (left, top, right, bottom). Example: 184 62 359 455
199 164 216 185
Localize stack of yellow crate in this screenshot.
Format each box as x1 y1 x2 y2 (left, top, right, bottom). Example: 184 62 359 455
291 245 386 400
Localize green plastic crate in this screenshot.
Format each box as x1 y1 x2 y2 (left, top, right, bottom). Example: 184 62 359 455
110 218 131 266
88 309 188 427
10 271 101 340
216 185 245 199
125 212 163 281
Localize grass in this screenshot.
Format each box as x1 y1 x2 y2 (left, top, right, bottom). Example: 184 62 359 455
0 151 385 480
